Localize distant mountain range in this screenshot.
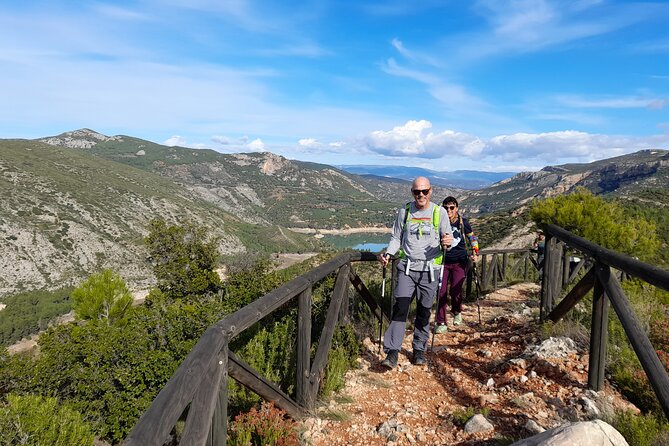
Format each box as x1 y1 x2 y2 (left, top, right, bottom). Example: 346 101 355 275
1 128 667 296
337 165 515 190
463 149 669 214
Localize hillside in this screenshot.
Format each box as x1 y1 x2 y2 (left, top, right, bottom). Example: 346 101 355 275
463 149 669 215
0 139 321 296
4 129 668 297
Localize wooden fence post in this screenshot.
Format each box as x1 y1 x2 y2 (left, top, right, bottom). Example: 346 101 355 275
209 346 228 446
595 265 669 419
562 248 570 289
524 252 529 281
297 288 312 408
540 235 556 321
501 253 508 286
492 254 499 290
481 254 487 291
588 264 608 391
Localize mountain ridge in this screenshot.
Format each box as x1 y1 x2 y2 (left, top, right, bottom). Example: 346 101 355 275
1 128 666 296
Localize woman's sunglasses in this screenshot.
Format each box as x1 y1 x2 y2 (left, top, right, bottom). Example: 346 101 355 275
444 205 457 210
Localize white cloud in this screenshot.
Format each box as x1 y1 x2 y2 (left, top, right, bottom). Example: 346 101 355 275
456 0 669 62
247 138 265 151
364 120 484 159
382 59 487 111
556 94 669 109
364 122 669 166
298 138 320 148
164 135 188 147
483 130 669 161
211 135 231 145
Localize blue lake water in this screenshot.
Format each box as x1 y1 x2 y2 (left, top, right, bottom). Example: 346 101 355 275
352 242 387 252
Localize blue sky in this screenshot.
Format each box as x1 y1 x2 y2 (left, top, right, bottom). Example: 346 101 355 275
2 0 669 172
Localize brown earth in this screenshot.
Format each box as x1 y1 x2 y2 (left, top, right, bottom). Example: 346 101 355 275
301 283 637 446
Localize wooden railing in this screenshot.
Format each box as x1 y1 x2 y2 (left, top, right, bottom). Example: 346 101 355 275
539 224 669 419
476 248 537 294
123 251 381 446
124 225 669 445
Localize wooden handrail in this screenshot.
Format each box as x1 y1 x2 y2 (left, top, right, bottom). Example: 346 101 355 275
124 251 377 446
546 224 669 292
541 224 669 419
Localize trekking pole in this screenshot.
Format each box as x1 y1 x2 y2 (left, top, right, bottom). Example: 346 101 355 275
472 260 482 325
378 263 387 355
430 264 444 354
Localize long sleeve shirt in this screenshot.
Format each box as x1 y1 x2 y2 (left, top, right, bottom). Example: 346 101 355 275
386 202 452 269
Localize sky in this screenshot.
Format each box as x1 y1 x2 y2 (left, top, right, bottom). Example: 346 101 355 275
2 0 669 172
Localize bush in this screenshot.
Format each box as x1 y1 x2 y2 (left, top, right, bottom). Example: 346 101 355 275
0 393 94 446
144 219 222 300
0 287 72 346
530 188 659 261
608 410 669 446
71 269 133 325
228 401 299 446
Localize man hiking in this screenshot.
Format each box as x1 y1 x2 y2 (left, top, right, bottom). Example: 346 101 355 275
378 177 453 368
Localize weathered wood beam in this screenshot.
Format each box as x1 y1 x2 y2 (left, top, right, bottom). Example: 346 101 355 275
548 267 595 323
595 264 669 419
587 269 608 391
349 269 389 325
180 346 228 446
296 287 312 408
227 351 306 419
546 224 669 292
308 263 350 401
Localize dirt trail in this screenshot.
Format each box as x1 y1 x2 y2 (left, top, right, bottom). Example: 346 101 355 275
302 283 636 446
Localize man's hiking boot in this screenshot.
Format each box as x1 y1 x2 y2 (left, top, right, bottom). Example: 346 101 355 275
453 313 463 326
435 323 448 334
381 350 398 369
412 350 426 366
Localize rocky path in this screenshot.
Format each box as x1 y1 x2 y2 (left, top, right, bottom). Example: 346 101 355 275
301 283 637 445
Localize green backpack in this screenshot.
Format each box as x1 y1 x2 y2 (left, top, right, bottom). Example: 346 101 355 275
398 202 443 265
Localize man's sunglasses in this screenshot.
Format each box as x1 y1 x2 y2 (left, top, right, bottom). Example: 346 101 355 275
444 205 457 210
412 189 431 196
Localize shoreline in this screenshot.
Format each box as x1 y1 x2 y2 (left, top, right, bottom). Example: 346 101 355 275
288 226 390 235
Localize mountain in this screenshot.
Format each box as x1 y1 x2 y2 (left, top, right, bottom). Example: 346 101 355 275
3 129 667 296
463 149 669 215
337 165 515 189
0 137 334 296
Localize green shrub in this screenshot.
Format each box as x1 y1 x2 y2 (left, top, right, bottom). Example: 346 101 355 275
530 188 659 261
144 219 222 300
0 287 72 346
228 401 299 446
608 410 669 446
71 269 133 325
0 393 94 446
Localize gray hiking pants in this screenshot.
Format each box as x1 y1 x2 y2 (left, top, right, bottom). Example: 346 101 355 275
383 264 439 354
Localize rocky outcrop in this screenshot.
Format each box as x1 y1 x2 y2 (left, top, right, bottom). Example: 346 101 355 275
510 419 628 446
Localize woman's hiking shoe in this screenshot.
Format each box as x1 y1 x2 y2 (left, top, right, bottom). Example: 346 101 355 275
381 350 398 369
412 350 426 366
435 324 448 334
453 313 463 325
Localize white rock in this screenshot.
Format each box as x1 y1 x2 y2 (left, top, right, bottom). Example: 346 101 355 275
510 419 628 446
464 414 494 434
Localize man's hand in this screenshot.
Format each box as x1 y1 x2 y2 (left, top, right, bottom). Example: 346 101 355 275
441 233 453 249
378 252 390 266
